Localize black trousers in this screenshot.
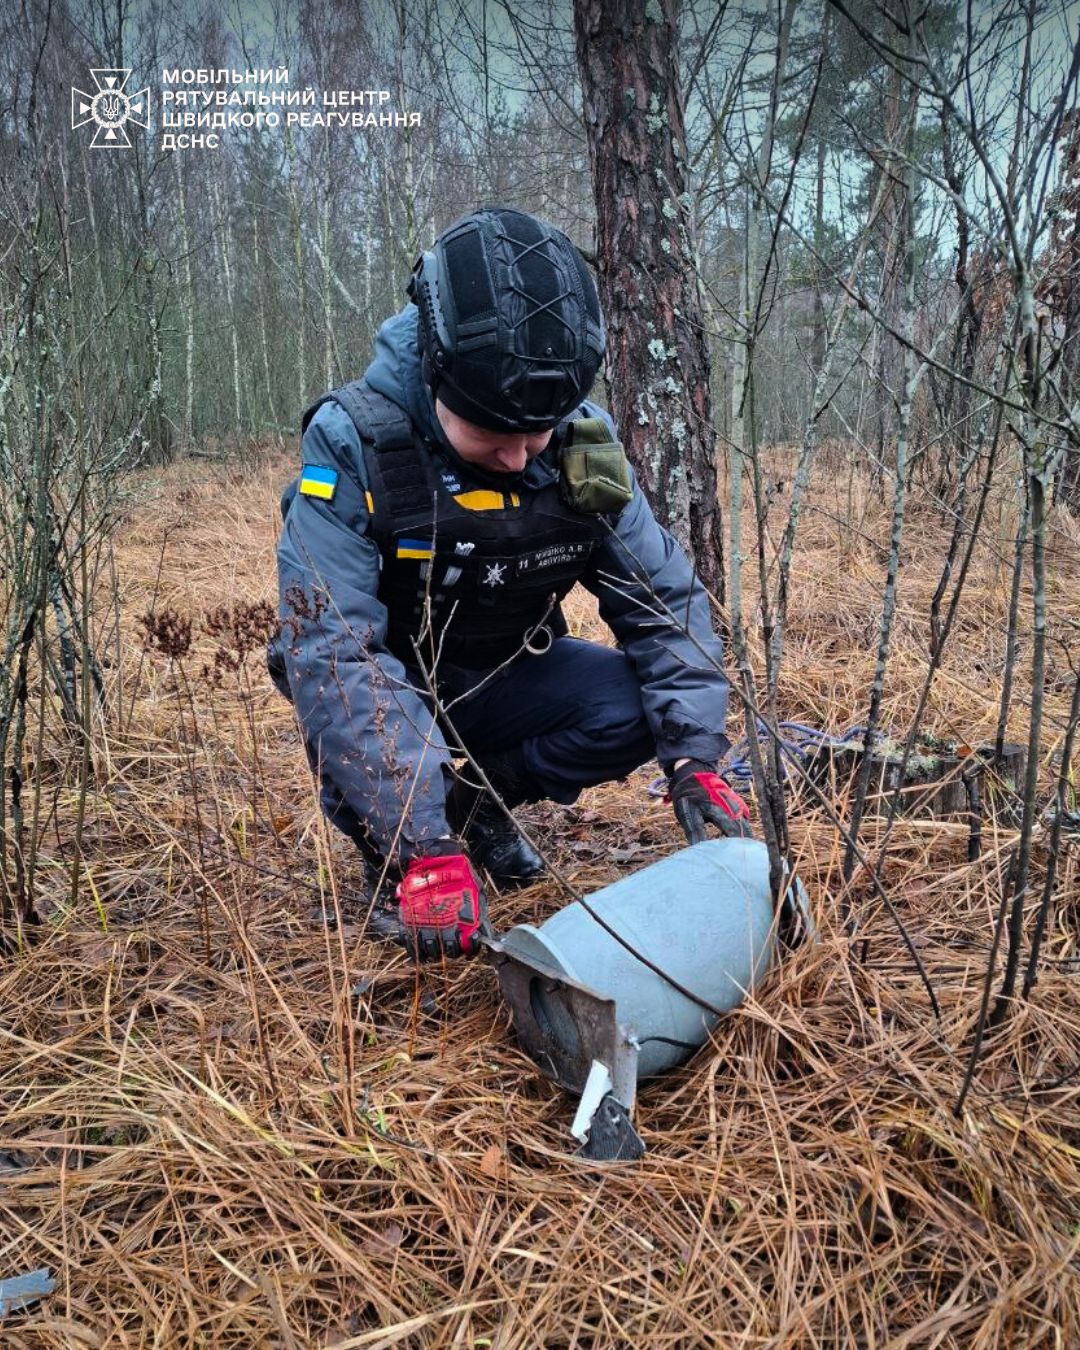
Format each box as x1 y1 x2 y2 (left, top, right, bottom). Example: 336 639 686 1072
307 637 655 858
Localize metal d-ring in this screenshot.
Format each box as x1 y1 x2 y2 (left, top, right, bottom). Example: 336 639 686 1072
524 622 553 655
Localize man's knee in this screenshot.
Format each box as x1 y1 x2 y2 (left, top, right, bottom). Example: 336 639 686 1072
517 653 654 801
575 656 649 742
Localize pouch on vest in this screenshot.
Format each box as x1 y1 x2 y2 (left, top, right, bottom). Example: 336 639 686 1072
559 417 634 515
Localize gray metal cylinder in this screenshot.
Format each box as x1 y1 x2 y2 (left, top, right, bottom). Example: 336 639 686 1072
501 838 796 1078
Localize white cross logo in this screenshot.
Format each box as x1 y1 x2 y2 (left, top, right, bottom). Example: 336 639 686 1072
482 562 507 586
72 69 151 149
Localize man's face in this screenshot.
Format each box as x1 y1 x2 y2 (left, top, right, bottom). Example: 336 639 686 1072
435 399 553 474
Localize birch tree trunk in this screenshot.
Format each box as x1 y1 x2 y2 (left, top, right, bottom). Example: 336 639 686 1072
321 128 334 393
252 202 278 427
362 166 375 341
212 172 242 433
174 150 195 448
133 156 167 462
574 0 724 594
82 151 107 313
285 122 308 410
811 133 827 383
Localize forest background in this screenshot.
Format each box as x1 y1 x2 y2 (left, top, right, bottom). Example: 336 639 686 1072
2 0 1080 1345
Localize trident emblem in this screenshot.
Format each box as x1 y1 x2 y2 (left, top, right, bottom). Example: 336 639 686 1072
71 69 150 148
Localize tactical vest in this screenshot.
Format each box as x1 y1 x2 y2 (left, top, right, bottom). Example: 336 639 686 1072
301 381 618 671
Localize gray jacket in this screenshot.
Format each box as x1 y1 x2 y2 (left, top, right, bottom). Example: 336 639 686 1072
271 305 730 856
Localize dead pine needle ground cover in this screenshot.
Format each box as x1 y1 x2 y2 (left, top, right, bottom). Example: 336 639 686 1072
1 448 1079 1348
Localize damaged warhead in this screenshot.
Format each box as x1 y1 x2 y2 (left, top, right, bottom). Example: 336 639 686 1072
483 933 645 1159
484 839 812 1162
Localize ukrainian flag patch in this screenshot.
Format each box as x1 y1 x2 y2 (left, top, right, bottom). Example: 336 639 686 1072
299 464 338 501
396 538 434 560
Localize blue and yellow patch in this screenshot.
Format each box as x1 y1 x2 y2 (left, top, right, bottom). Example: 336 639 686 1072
396 538 434 560
299 464 339 501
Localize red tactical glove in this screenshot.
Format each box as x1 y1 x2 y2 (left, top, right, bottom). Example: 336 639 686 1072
666 759 752 845
395 840 488 960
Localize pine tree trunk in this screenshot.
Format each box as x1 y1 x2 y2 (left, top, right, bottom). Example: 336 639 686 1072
574 0 724 595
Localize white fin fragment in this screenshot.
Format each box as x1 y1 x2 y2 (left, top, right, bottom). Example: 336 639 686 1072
570 1059 613 1141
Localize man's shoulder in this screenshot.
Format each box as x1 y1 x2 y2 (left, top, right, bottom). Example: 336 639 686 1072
300 396 376 494
307 385 420 465
305 397 365 452
318 382 416 436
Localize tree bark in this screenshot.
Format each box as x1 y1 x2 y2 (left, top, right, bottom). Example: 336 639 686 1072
212 172 242 433
574 0 724 595
284 122 308 411
174 150 195 448
252 201 278 428
320 128 335 394
811 134 827 382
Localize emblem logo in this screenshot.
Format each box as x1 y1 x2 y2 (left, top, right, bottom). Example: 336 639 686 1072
481 562 507 587
72 69 151 149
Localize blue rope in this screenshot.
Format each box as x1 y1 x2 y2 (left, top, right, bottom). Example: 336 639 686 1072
723 721 868 793
648 721 868 796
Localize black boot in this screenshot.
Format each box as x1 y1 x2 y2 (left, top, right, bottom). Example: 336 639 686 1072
447 757 546 890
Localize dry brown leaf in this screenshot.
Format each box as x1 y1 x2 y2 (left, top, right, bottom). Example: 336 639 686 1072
479 1143 505 1179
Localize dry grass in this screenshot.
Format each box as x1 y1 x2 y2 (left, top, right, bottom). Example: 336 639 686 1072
1 446 1079 1347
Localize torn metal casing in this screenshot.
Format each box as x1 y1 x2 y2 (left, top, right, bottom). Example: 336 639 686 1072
578 1093 646 1162
483 934 639 1115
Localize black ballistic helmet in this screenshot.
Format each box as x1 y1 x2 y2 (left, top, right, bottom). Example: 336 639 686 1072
407 206 606 432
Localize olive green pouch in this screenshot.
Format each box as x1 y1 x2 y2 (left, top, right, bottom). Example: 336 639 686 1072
560 417 634 514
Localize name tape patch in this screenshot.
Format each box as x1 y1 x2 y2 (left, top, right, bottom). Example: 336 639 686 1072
515 541 592 575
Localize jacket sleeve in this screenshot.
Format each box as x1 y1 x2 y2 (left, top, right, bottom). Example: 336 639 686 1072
578 410 731 770
275 401 453 857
